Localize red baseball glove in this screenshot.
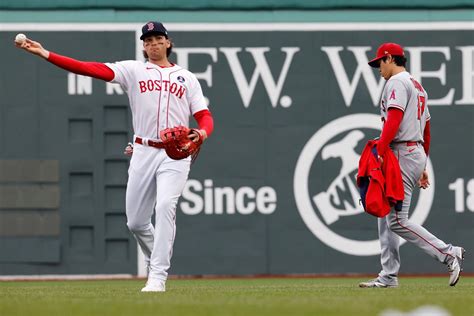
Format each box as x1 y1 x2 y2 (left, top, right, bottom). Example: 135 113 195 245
159 126 203 162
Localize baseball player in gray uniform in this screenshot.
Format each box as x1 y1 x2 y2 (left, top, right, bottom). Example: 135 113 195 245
359 43 465 288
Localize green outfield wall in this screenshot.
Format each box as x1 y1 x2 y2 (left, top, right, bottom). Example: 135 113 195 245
1 22 472 276
0 11 473 277
1 0 473 10
0 0 473 23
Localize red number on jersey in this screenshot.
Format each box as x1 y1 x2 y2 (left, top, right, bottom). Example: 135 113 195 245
417 95 426 120
410 78 425 93
411 78 426 121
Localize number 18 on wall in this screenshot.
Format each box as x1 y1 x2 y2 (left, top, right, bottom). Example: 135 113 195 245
449 178 474 212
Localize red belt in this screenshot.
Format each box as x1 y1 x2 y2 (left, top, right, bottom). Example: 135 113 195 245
406 141 419 146
135 136 165 149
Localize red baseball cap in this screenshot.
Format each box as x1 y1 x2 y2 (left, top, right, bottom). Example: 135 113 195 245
368 43 405 68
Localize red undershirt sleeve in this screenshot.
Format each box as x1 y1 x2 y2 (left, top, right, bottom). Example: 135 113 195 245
193 109 214 137
423 120 431 155
377 108 404 156
47 52 115 82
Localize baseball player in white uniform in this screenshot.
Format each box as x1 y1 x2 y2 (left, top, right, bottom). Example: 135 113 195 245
359 43 465 288
15 21 214 292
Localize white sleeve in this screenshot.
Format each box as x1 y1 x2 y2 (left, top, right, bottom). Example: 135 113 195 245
425 101 431 121
104 60 137 91
385 79 408 112
186 73 208 114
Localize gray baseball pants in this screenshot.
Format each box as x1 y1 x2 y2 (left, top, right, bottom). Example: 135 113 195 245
377 142 456 286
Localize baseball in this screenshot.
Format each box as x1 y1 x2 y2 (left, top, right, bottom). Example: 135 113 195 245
15 33 27 44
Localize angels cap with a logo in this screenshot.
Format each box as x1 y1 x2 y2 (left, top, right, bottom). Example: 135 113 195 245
140 21 168 40
368 43 404 68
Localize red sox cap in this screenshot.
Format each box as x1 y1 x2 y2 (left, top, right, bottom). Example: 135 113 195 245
368 43 405 68
140 21 169 40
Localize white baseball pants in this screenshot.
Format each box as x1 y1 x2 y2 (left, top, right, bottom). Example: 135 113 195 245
125 143 190 281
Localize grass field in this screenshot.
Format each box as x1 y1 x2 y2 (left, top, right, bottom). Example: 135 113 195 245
1 277 473 316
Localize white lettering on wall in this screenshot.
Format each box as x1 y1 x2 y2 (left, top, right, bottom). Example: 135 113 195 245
321 46 385 107
220 47 300 108
106 82 124 95
455 46 474 105
180 179 277 215
405 46 454 106
61 43 472 109
68 74 92 95
174 48 218 87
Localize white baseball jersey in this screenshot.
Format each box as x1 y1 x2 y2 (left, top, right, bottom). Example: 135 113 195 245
380 71 431 142
106 60 208 139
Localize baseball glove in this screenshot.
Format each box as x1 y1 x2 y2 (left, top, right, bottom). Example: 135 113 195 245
159 126 203 162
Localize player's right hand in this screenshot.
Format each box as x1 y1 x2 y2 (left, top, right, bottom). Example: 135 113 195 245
15 38 50 59
418 169 430 189
124 143 134 156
